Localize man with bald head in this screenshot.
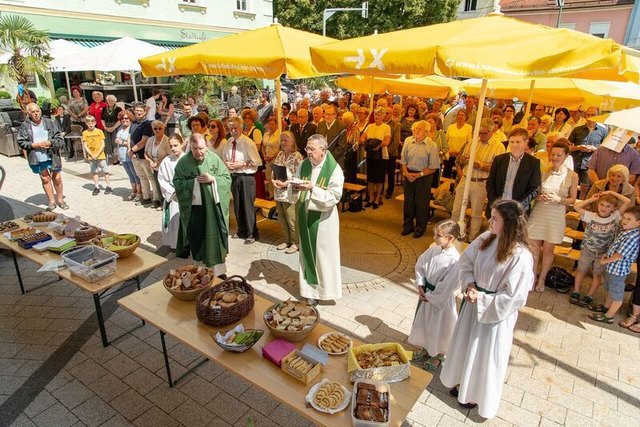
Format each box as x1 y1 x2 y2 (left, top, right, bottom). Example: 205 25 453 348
173 133 231 277
17 102 67 211
316 104 347 168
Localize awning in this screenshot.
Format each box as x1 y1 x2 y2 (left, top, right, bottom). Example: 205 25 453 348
52 37 188 50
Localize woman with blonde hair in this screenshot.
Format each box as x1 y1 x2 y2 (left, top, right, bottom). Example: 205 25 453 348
584 164 636 209
262 116 281 199
88 91 107 130
361 107 391 208
342 111 360 183
144 120 171 210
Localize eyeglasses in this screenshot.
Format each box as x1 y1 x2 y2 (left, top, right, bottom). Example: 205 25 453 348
479 130 490 135
153 127 164 130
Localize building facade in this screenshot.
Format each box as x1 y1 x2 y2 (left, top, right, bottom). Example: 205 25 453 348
500 0 635 45
457 0 497 19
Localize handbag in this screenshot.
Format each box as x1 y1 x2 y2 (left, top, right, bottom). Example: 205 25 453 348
545 267 574 293
365 138 382 161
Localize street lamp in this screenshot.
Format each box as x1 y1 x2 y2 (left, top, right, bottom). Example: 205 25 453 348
323 2 368 37
556 0 565 28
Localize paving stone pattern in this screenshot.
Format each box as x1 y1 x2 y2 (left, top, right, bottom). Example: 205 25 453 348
0 155 638 426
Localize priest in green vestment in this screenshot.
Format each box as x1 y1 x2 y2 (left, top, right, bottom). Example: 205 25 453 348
294 134 344 304
173 134 231 277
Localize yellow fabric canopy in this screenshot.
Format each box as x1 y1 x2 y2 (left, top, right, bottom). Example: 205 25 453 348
336 75 461 98
139 23 336 79
310 14 638 82
463 78 640 110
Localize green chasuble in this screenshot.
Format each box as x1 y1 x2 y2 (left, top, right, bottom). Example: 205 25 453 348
173 151 231 267
297 153 338 286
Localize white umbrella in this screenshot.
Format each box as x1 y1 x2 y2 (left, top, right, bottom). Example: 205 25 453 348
590 106 640 134
47 40 92 97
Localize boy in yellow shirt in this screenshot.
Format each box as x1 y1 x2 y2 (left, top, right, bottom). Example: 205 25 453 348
82 116 112 195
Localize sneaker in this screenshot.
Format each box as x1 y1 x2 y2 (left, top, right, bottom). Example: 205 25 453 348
244 237 255 245
124 193 136 201
569 292 581 305
104 187 113 195
276 243 289 251
132 195 142 203
285 244 299 254
135 198 152 206
92 187 100 196
578 295 593 307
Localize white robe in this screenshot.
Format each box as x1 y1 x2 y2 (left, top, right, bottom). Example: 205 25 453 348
407 245 460 356
157 154 181 249
297 156 344 301
440 231 534 419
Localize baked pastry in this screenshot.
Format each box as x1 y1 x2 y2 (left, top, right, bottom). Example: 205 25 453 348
312 382 345 410
265 300 317 332
164 265 215 291
0 221 20 233
354 383 390 422
319 333 351 353
74 226 99 244
10 227 37 240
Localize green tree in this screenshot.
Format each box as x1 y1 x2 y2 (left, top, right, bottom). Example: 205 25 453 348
274 0 460 39
0 15 54 95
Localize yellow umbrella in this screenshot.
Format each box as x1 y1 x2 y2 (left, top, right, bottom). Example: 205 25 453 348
463 78 640 110
139 23 336 133
140 23 335 79
310 14 637 82
310 12 638 236
336 75 461 98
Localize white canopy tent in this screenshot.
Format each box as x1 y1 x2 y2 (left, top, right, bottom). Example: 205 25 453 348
51 37 168 101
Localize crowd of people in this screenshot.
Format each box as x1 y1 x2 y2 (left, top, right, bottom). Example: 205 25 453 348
15 84 640 419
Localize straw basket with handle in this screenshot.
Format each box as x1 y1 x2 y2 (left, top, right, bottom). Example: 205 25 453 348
196 275 255 326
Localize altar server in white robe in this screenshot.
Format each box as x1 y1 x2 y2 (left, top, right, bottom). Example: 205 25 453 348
293 134 344 304
440 199 534 419
407 219 461 370
157 134 185 250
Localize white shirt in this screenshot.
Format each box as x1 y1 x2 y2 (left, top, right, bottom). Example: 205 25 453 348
145 97 157 121
220 134 262 174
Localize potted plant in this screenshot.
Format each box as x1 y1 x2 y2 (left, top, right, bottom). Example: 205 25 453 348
0 90 13 108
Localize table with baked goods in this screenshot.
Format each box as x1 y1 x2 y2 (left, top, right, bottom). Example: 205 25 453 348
118 281 432 426
0 218 167 347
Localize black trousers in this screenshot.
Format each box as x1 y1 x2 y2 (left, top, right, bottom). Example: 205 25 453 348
344 150 358 184
442 156 457 179
403 173 433 233
632 247 640 306
231 174 258 239
382 155 397 196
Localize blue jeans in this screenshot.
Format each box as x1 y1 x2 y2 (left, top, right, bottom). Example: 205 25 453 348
122 160 140 185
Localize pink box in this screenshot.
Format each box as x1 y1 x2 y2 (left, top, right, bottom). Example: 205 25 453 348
262 337 296 367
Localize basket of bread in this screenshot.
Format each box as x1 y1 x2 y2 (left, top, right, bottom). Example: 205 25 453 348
91 234 140 258
196 275 254 326
263 300 319 342
163 264 217 300
347 343 412 383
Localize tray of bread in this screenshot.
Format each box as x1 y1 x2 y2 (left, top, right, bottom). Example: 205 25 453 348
0 220 20 233
23 212 58 225
17 231 52 249
306 379 352 414
348 343 412 383
351 380 390 426
4 227 37 241
318 332 353 355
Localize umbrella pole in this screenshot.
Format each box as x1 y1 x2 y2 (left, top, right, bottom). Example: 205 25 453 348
131 72 139 102
369 77 375 112
523 80 535 122
276 77 282 134
457 78 488 239
65 71 72 98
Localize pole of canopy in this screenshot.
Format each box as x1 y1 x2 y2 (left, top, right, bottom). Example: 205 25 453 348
65 71 72 98
522 80 535 123
276 76 282 134
369 77 375 113
131 72 139 102
457 78 488 239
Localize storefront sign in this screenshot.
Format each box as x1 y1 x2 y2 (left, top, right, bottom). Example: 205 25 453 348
180 29 208 42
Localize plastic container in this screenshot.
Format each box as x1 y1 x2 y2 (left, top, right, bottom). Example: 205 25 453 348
351 379 391 427
61 246 117 282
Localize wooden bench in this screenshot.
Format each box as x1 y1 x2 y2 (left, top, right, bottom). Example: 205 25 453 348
255 198 277 220
554 245 637 274
395 194 479 219
341 182 367 212
564 227 584 241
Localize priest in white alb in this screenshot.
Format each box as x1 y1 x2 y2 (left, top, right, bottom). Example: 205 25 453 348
293 134 344 304
440 200 534 419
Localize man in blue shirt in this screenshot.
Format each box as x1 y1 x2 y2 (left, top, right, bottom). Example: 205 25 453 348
568 106 608 186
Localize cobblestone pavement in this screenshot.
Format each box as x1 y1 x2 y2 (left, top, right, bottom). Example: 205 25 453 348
0 155 639 427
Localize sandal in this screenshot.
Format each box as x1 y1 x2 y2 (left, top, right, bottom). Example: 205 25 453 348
412 349 429 361
57 201 69 210
588 304 607 313
535 284 545 293
589 312 614 324
619 315 638 329
46 203 57 212
423 356 442 371
628 323 640 333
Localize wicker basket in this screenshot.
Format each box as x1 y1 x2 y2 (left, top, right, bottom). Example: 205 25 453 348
263 302 319 342
211 329 264 353
196 275 255 326
109 235 140 258
163 265 216 301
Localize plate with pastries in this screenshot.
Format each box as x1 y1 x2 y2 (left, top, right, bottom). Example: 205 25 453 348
351 380 390 425
317 332 353 355
0 221 20 233
305 379 352 414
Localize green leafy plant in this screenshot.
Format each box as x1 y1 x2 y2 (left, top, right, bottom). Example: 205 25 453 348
0 90 11 100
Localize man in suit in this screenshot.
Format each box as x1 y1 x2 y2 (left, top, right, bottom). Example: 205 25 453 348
289 108 316 156
486 127 541 219
316 104 347 168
